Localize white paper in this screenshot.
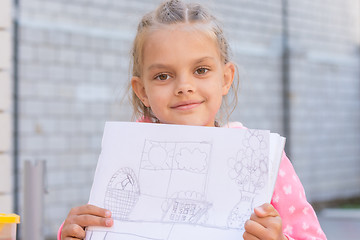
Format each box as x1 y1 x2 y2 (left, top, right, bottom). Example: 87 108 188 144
85 122 285 240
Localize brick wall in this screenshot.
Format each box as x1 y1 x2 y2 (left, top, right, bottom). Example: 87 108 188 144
0 0 13 214
16 0 360 238
18 0 149 236
287 0 360 202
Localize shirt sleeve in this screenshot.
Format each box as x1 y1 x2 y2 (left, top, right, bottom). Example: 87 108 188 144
270 152 327 240
57 222 64 240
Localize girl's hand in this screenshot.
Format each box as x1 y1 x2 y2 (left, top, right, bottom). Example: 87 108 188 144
243 203 287 240
61 204 113 240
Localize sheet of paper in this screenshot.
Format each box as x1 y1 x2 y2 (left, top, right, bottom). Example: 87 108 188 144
85 122 285 240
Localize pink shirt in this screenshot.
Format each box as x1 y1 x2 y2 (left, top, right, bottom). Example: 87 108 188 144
58 122 326 240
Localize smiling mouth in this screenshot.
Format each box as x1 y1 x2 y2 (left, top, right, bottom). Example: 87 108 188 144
171 101 204 110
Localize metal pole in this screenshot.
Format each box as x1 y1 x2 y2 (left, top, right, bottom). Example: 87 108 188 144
22 160 45 240
12 0 21 237
281 0 291 156
12 0 20 215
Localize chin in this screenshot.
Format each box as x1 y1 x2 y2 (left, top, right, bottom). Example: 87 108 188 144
161 119 214 127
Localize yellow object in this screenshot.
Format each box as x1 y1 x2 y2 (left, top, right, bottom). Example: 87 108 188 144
0 214 20 240
0 214 20 224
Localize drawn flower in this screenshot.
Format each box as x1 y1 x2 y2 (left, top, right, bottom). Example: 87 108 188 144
228 130 269 193
243 130 267 152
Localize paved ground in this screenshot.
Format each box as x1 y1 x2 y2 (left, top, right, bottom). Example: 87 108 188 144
317 208 360 240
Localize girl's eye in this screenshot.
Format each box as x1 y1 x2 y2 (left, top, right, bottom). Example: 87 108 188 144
155 73 170 81
195 67 209 75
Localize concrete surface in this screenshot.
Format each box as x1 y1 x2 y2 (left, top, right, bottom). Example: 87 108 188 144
317 209 360 240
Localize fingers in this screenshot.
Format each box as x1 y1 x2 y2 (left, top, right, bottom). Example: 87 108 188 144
251 203 281 229
254 203 279 218
243 203 284 240
66 204 113 228
247 214 283 238
61 223 86 239
73 214 113 228
243 230 260 240
244 219 265 239
69 204 111 218
62 204 113 240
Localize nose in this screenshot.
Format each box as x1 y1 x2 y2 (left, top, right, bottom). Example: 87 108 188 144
174 75 195 95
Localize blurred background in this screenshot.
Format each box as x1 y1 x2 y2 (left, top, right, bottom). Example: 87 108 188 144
0 0 359 239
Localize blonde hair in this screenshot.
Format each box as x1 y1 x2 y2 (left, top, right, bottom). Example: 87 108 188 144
130 0 239 125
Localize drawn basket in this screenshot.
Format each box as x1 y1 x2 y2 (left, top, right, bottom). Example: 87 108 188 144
104 168 140 221
104 187 140 220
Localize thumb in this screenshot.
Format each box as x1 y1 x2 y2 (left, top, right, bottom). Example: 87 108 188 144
254 203 279 218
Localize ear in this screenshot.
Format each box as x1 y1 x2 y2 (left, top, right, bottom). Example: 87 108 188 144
222 62 235 95
131 76 150 107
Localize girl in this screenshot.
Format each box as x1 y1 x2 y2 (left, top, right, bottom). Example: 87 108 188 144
59 0 326 239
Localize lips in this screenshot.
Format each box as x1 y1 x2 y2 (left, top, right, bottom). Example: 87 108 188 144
171 100 204 110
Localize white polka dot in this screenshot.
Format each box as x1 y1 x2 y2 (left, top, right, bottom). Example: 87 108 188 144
302 222 309 230
272 194 280 203
289 206 295 214
284 225 293 235
317 228 324 235
303 207 309 215
283 185 292 195
279 169 286 177
292 174 297 182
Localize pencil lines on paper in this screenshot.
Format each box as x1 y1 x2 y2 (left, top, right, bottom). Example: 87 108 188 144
85 123 287 240
227 129 269 229
140 140 209 173
85 230 164 240
104 168 140 220
104 140 213 226
161 191 211 224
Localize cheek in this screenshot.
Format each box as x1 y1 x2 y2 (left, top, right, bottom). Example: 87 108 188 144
146 87 168 107
208 79 225 98
211 83 226 108
214 94 223 110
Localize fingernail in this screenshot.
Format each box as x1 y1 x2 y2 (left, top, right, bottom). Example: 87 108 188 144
255 206 265 214
105 218 113 227
105 210 111 218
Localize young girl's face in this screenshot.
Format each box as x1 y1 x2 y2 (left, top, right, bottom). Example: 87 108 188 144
132 25 235 126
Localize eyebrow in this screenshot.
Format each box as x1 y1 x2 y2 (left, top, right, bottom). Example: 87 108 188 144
194 56 215 64
147 63 169 71
147 56 215 71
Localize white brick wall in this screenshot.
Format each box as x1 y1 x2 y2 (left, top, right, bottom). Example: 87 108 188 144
16 0 360 238
0 0 13 214
288 0 360 202
0 72 11 110
0 0 11 29
0 31 11 70
0 114 12 152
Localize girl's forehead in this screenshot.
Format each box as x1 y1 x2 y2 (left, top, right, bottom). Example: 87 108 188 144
144 23 218 51
143 27 220 59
